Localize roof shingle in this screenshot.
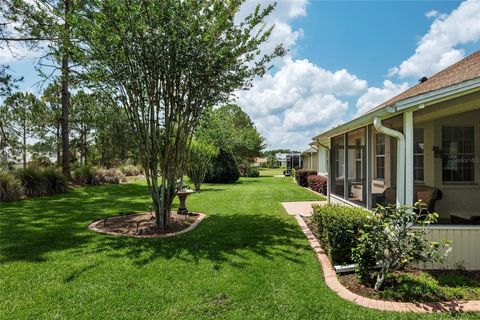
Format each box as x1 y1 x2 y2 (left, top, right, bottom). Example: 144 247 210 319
364 50 480 115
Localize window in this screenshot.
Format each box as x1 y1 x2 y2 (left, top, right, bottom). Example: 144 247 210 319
375 133 385 180
442 126 475 182
413 128 424 182
331 135 345 197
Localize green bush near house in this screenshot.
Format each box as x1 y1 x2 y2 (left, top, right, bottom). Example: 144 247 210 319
0 172 24 202
379 271 480 302
312 204 370 265
295 169 317 187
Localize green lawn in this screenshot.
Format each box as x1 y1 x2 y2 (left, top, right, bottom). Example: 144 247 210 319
0 176 477 319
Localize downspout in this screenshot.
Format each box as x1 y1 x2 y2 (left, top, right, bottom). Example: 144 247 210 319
373 117 405 208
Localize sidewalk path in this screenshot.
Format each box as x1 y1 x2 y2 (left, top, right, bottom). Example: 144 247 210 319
281 201 326 217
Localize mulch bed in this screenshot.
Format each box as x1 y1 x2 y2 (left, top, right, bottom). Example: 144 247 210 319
89 212 201 237
303 215 480 303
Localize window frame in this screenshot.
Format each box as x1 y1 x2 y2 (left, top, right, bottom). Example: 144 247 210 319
413 127 425 183
375 133 385 181
442 126 475 184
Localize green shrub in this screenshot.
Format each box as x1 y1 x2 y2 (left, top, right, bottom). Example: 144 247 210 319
118 164 144 176
205 149 240 183
96 168 126 184
73 166 99 185
186 140 217 190
15 167 47 196
353 204 450 290
245 166 259 177
13 167 68 198
295 169 317 187
380 272 439 302
379 272 472 302
43 168 68 195
312 204 370 265
0 172 24 202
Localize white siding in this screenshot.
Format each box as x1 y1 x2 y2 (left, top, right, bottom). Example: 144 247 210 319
414 225 480 270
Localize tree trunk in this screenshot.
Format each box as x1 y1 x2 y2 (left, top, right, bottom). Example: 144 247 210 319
56 125 61 166
60 0 71 179
22 126 26 169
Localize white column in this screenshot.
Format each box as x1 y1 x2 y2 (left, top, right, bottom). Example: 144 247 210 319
366 125 372 209
404 111 414 207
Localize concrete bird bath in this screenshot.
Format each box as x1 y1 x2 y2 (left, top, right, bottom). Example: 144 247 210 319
177 189 194 215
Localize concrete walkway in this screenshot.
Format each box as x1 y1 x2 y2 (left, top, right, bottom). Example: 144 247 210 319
281 201 326 217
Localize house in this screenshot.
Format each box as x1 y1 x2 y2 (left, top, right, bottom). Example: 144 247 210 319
301 146 318 171
251 157 267 167
311 50 480 270
275 152 302 169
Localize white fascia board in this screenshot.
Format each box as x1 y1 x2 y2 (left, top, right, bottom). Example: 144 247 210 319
393 76 480 111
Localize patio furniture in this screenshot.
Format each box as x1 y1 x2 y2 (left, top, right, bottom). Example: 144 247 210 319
372 186 443 213
450 210 480 225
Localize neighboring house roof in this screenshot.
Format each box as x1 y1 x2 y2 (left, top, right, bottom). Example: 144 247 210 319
313 50 480 142
302 146 318 154
254 157 267 163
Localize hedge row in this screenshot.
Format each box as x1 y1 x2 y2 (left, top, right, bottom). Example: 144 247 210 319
311 204 370 265
295 169 317 187
307 175 327 195
73 166 127 185
0 167 68 202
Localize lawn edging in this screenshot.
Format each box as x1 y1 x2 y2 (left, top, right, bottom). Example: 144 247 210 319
88 213 206 238
294 214 480 313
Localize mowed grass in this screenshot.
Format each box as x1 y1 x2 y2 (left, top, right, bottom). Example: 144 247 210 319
0 176 478 319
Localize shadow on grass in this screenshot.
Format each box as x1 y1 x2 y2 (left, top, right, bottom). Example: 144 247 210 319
91 213 308 269
0 183 150 263
0 182 309 269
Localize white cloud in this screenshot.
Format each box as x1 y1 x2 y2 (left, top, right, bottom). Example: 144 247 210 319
236 56 368 149
356 80 409 115
237 0 308 54
0 42 38 63
425 10 439 18
389 0 480 78
283 94 348 131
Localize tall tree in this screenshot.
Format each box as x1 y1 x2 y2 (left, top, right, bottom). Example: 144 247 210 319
1 92 43 168
196 104 266 163
78 0 284 229
70 90 98 166
38 82 62 164
1 0 85 178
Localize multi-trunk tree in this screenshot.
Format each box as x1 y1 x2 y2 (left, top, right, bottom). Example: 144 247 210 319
78 0 284 230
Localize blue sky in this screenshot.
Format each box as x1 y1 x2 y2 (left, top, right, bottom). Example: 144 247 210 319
3 0 480 150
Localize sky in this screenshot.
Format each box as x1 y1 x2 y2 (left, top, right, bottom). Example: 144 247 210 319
3 0 480 151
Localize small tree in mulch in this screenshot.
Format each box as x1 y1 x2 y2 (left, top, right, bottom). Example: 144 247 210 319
353 203 451 290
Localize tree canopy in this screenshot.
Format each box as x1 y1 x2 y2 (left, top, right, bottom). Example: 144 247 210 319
75 0 284 229
196 104 265 164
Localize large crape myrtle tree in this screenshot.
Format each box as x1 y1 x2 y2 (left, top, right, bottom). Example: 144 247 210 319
78 0 284 229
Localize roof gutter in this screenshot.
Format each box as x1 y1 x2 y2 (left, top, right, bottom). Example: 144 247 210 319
374 117 405 208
